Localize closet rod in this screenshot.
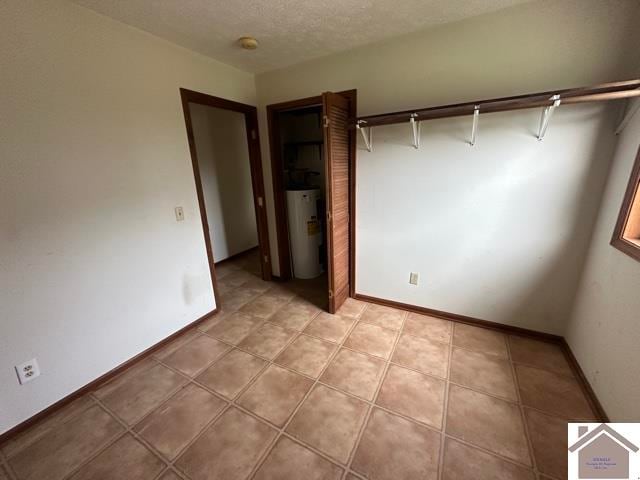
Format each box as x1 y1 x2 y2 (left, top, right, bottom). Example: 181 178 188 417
351 79 640 128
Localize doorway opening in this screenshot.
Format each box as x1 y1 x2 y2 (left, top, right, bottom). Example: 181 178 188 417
268 91 357 313
180 89 271 310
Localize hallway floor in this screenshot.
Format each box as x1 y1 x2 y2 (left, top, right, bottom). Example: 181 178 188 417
1 251 598 480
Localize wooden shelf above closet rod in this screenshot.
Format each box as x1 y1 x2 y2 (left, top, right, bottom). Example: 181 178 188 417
351 79 640 128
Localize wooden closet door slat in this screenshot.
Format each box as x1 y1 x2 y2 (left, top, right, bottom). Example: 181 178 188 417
322 92 351 313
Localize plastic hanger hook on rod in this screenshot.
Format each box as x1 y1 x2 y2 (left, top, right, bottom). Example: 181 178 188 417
410 114 420 149
356 120 372 152
469 105 480 146
537 94 561 141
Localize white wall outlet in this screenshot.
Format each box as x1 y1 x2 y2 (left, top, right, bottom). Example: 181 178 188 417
409 272 419 285
15 358 40 385
175 206 185 222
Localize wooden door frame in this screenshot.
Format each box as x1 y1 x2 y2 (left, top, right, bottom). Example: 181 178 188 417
180 88 272 310
266 90 357 296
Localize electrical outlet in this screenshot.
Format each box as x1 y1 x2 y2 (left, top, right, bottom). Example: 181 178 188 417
15 358 40 385
409 272 419 285
175 206 185 222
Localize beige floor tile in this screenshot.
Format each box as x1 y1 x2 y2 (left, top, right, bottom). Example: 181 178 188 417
213 260 240 279
219 270 254 289
453 324 508 358
253 436 343 480
352 408 440 480
392 334 449 378
320 348 385 401
196 310 228 332
304 313 355 343
134 384 226 460
238 365 313 427
270 300 321 331
240 276 273 294
446 385 531 465
1 395 95 459
196 349 266 399
403 313 452 344
238 323 297 359
94 357 158 400
163 334 230 377
515 365 595 420
294 289 327 308
287 384 368 463
336 298 367 318
290 295 325 311
450 347 517 401
205 311 263 344
240 293 290 319
509 336 573 377
262 284 297 302
359 304 405 331
376 364 445 429
344 322 397 359
0 466 8 480
221 287 263 312
69 433 165 480
275 334 336 378
153 329 201 360
442 438 535 480
8 405 124 480
100 363 187 425
176 407 276 480
525 408 568 480
216 281 237 298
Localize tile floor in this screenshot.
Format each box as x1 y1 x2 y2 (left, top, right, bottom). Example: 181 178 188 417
0 250 599 480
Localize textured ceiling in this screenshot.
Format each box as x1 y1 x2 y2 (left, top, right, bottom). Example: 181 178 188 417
71 0 534 73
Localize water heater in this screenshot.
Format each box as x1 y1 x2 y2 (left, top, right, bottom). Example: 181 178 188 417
286 188 323 279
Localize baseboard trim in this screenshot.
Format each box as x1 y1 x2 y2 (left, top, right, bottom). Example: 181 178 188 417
0 308 218 443
353 293 609 422
353 293 563 343
561 339 609 422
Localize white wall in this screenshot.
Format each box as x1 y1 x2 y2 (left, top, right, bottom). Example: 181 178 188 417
0 0 255 434
565 99 640 420
256 0 640 334
190 104 258 262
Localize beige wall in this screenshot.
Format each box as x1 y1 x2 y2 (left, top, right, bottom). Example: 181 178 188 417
566 98 640 420
190 104 258 262
0 0 255 434
255 0 640 334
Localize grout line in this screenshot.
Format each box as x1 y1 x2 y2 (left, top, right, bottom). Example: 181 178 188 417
506 334 540 478
341 308 407 479
57 406 130 480
436 319 455 479
1 395 102 462
244 304 367 479
94 386 243 480
141 305 353 478
1 450 18 480
88 395 196 480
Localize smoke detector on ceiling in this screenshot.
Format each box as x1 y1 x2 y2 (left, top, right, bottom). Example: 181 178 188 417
238 36 258 50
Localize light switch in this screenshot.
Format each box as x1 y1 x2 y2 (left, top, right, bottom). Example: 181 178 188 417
175 206 185 222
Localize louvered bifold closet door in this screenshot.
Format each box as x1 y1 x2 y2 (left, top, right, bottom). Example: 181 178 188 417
322 92 350 313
